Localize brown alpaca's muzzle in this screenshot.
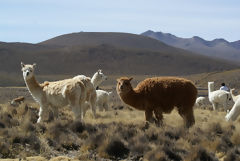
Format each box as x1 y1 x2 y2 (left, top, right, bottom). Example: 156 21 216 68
120 85 124 90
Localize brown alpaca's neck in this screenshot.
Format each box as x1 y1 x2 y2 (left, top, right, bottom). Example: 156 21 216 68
120 89 145 111
25 76 42 95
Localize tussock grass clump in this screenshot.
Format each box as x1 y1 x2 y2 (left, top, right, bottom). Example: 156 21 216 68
186 147 218 161
105 138 129 159
0 142 10 158
224 147 240 161
0 112 19 128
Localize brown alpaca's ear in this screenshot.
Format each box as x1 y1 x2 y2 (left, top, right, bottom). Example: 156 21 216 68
129 77 133 81
21 62 25 68
231 88 235 91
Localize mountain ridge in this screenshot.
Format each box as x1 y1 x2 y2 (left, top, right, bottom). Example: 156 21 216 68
141 30 240 62
0 31 239 86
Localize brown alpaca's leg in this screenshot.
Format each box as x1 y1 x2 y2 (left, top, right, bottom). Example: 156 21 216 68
144 109 154 129
178 107 195 128
153 109 163 127
145 109 154 123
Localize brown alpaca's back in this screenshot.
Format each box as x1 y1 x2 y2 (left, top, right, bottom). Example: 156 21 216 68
135 77 197 113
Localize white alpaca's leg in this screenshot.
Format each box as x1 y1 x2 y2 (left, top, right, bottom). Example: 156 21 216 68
98 100 104 111
52 106 59 120
212 102 217 111
78 94 86 120
82 102 90 117
37 103 48 123
222 101 228 112
71 95 83 120
90 93 97 118
37 106 43 123
103 100 108 111
72 105 81 120
106 96 111 111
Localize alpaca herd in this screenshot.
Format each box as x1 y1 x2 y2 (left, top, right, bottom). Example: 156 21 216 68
18 62 240 127
196 81 240 122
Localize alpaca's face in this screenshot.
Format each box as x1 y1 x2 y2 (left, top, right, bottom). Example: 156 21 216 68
21 62 36 80
93 69 107 84
116 77 133 93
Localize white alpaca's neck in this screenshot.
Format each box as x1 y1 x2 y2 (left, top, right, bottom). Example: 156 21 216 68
24 75 43 102
208 82 214 96
91 74 100 88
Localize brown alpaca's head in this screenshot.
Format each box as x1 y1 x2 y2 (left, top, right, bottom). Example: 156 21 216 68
116 77 133 94
21 62 36 80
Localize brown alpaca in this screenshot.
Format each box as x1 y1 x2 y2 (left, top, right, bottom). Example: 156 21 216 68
116 77 197 127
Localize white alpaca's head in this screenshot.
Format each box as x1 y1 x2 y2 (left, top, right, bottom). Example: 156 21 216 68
91 69 107 88
21 62 36 80
116 77 133 94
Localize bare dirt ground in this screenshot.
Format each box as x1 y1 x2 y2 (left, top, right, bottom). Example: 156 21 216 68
0 75 240 161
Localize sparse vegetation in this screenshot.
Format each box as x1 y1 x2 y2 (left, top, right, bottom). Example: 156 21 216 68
1 73 240 161
1 96 240 160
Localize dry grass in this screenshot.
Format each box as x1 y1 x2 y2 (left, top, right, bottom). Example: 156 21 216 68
1 99 240 161
1 76 240 161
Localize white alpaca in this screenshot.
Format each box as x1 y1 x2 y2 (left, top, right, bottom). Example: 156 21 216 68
226 99 240 121
73 75 97 117
208 82 231 111
195 96 210 108
91 69 107 89
21 62 87 123
230 88 240 103
80 70 107 116
96 90 112 111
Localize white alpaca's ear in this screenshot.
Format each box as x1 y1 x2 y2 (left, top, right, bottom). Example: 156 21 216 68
33 63 37 68
21 62 25 68
98 69 102 73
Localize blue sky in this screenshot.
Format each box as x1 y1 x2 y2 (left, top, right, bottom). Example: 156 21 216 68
0 0 239 43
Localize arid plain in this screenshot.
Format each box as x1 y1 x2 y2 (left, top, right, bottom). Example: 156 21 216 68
0 72 240 161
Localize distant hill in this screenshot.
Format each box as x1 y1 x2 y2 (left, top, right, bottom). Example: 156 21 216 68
0 32 239 86
39 32 170 51
141 30 240 62
186 68 240 91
